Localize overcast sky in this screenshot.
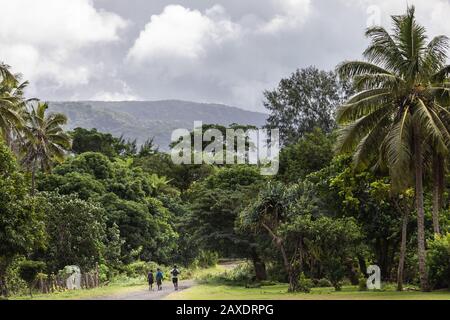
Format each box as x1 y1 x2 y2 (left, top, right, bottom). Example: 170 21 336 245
1 0 450 112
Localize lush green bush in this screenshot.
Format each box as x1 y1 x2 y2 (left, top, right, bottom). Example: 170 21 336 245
315 278 333 288
5 257 28 296
427 233 450 290
120 261 188 280
192 251 219 269
298 273 313 293
122 261 148 278
98 264 110 283
226 262 254 283
198 262 254 285
18 260 46 296
358 274 368 291
266 262 288 283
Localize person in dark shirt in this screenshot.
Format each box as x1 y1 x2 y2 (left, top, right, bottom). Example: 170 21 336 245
147 270 154 291
156 268 163 291
170 265 180 291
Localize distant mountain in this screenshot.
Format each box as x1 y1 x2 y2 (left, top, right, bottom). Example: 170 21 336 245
48 100 268 150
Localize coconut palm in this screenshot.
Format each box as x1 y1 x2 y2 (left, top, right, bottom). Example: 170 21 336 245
335 6 450 291
20 102 72 195
0 64 26 146
431 153 444 234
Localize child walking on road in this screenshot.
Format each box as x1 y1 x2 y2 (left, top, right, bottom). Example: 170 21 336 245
147 270 154 291
170 265 180 291
156 268 163 291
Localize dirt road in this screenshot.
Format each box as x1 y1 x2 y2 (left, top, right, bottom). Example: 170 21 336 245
91 280 196 300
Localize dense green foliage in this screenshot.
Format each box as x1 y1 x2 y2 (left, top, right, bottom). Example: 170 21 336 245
427 233 450 289
18 260 46 296
0 141 46 295
71 128 136 158
264 66 350 145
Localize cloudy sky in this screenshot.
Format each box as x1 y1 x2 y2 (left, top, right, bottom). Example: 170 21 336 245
1 0 450 112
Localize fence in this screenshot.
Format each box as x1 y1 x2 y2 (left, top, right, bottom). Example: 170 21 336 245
34 268 100 294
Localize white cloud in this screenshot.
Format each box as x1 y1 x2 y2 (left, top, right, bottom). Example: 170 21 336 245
261 0 312 33
127 5 240 65
91 91 138 101
0 0 127 90
91 81 139 101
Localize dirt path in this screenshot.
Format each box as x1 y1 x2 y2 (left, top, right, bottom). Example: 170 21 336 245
88 261 241 300
91 280 196 300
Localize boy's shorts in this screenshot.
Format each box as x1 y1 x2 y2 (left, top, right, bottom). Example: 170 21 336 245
172 278 178 284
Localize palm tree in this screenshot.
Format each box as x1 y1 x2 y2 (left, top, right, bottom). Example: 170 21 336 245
20 102 72 195
431 153 444 234
0 64 26 146
335 6 450 291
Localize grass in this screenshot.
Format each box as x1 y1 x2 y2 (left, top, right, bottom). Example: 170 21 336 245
9 265 223 300
165 283 450 300
167 263 450 300
10 263 450 300
10 276 147 300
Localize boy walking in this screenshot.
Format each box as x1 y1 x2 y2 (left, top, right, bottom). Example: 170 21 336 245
170 265 180 291
147 270 154 291
156 268 163 291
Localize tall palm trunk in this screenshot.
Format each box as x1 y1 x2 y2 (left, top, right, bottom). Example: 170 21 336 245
31 158 37 196
432 154 443 234
413 125 429 291
397 210 408 291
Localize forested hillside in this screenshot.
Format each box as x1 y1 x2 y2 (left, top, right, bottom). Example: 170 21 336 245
48 101 267 150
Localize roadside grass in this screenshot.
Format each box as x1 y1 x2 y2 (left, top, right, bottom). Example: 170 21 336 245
165 283 450 300
10 276 148 300
167 262 450 300
9 265 222 300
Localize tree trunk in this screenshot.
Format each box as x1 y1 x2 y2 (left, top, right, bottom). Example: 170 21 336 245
358 255 367 276
31 160 36 196
261 223 295 291
0 257 11 298
413 125 429 291
397 210 408 291
432 154 443 235
0 274 8 298
251 249 267 281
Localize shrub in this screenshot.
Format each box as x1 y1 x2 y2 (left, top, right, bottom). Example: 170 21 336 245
358 274 367 291
427 233 450 290
5 257 28 296
298 273 313 293
266 262 288 283
192 251 219 269
197 262 253 285
18 260 46 296
98 264 110 283
123 261 148 277
227 262 254 283
316 278 333 288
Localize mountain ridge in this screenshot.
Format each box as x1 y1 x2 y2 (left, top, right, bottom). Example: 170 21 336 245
48 100 268 151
